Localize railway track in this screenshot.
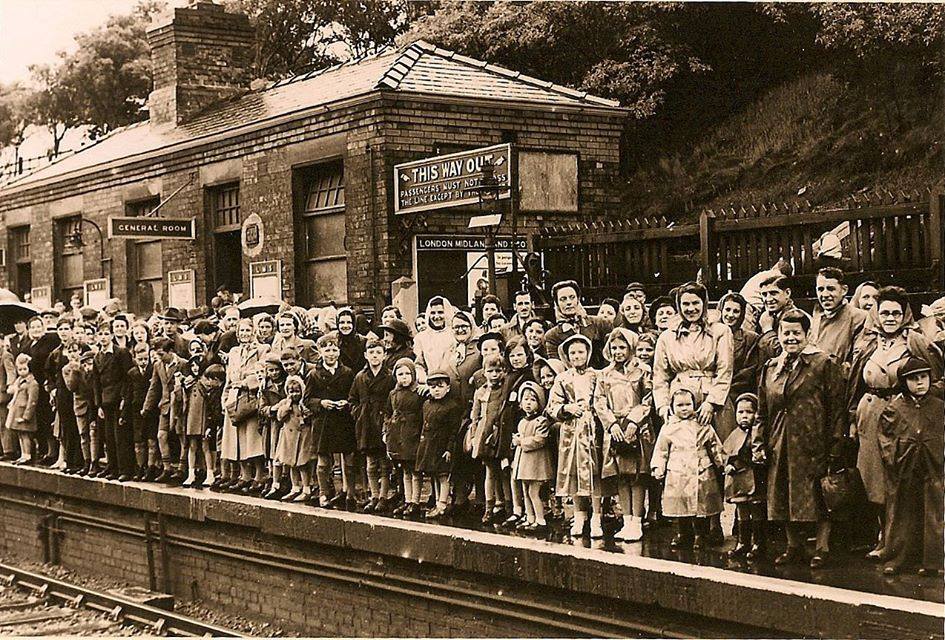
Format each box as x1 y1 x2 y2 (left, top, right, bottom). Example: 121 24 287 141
0 562 245 637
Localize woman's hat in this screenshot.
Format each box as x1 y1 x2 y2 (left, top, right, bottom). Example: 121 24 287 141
648 295 676 324
379 319 410 339
477 330 505 350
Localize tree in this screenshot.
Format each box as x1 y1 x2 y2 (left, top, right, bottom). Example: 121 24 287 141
0 82 33 172
62 1 164 137
27 62 81 158
226 0 409 79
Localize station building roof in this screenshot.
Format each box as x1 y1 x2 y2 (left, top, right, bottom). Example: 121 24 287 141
1 40 623 195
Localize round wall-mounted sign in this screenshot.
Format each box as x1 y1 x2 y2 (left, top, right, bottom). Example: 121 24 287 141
241 213 265 258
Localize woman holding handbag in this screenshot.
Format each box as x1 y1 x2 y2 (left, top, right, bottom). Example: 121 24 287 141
219 319 269 494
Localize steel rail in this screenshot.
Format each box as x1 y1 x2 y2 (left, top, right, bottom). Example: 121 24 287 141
0 562 245 637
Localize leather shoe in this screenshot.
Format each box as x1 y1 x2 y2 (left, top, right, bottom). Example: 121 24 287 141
809 551 830 569
882 564 899 576
117 474 132 482
775 547 806 566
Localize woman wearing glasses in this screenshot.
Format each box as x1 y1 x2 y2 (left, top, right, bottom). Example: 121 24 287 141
848 286 943 561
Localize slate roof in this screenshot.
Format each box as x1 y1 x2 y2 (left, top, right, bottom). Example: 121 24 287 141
2 40 623 193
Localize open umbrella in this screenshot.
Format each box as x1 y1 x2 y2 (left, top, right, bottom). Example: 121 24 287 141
237 296 285 318
0 292 41 334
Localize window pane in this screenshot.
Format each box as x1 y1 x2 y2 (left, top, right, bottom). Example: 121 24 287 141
305 212 345 258
214 185 240 228
136 241 162 280
304 164 344 212
305 258 347 305
11 226 29 261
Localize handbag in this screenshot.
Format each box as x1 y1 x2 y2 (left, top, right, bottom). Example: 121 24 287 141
226 388 259 424
819 465 866 517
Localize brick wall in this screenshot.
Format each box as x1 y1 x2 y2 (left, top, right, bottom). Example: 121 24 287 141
0 93 623 311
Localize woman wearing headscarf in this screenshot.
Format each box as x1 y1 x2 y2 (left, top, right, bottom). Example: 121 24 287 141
336 308 366 373
414 296 457 382
848 286 943 560
652 282 734 545
219 318 269 494
615 292 651 335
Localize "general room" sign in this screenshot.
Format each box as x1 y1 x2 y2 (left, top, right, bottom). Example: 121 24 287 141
107 216 196 240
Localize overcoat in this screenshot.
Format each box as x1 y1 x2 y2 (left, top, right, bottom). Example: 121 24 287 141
348 365 394 453
5 373 39 433
593 361 652 479
547 367 600 497
415 393 465 476
651 416 725 517
653 320 735 440
220 343 268 462
257 377 286 460
384 386 423 462
185 379 223 439
879 391 945 572
511 415 554 481
495 367 534 460
722 426 765 504
304 362 356 455
754 346 846 522
273 399 313 466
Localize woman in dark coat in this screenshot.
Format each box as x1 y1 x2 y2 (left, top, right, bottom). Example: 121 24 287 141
878 356 944 575
381 319 414 371
337 308 366 373
754 309 846 569
718 292 762 400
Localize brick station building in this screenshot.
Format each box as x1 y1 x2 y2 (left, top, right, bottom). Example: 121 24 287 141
0 0 627 316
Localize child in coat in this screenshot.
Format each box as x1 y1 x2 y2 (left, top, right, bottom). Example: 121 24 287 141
6 353 39 464
722 393 767 558
259 352 287 499
182 363 225 488
547 334 604 538
878 356 944 576
384 358 424 518
416 371 465 519
651 388 725 549
511 381 554 534
594 328 652 542
121 343 159 481
349 337 395 513
469 354 509 524
274 375 313 502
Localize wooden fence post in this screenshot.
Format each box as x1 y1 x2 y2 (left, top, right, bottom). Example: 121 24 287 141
699 209 717 293
930 185 944 291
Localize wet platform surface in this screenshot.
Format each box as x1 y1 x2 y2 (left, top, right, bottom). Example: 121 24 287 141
424 505 944 605
2 461 942 607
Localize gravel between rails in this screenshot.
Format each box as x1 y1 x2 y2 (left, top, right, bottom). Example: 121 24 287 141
0 559 285 636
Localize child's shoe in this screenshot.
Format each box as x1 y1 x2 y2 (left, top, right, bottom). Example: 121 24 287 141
501 513 521 529
570 511 587 537
729 522 752 558
294 489 311 503
616 516 643 542
181 472 196 488
282 488 301 502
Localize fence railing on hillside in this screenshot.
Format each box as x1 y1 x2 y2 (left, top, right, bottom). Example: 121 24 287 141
536 186 943 302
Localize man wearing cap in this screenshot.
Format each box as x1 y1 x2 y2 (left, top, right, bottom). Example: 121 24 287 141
160 308 190 358
625 282 647 306
544 280 612 369
809 267 868 367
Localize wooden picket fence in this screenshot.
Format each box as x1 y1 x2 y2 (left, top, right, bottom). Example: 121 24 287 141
536 186 943 302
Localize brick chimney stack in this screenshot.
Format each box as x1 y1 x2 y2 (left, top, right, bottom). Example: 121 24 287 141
147 0 255 127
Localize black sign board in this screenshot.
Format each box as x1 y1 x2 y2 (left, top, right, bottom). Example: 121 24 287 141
416 235 526 252
107 217 195 240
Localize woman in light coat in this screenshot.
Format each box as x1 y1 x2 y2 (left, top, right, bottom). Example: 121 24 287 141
220 319 269 493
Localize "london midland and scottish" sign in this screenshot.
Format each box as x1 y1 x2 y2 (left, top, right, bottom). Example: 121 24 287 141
107 216 196 240
394 144 512 215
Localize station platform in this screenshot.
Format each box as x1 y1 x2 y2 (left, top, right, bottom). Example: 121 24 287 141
0 462 941 638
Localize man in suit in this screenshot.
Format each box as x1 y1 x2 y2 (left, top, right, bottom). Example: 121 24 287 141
93 321 133 480
145 337 183 483
159 308 190 358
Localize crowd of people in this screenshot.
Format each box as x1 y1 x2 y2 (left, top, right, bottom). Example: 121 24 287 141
1 268 942 577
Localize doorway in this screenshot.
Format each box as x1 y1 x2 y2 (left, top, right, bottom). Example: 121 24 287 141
213 230 243 298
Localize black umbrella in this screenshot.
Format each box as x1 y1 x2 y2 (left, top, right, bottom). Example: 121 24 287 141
0 300 41 334
237 296 285 318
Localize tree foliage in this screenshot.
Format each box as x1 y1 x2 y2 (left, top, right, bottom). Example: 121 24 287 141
225 0 408 79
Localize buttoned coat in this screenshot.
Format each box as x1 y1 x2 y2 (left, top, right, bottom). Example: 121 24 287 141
754 347 846 522
349 364 394 453
6 373 39 433
304 362 356 454
220 342 268 461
